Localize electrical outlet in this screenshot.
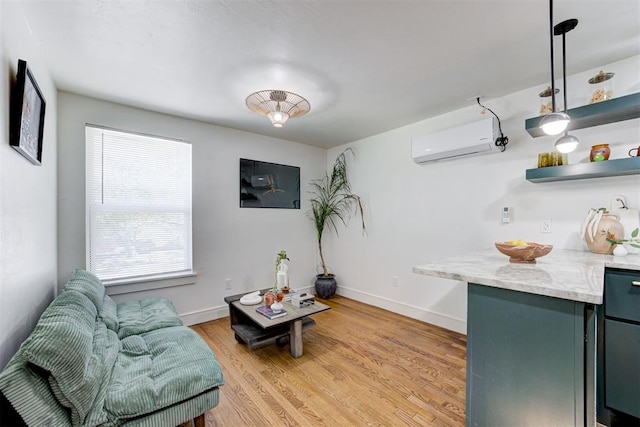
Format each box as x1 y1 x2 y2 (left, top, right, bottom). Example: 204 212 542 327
224 278 232 290
540 219 552 233
392 275 399 287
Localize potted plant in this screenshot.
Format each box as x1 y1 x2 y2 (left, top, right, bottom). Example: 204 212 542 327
308 148 365 298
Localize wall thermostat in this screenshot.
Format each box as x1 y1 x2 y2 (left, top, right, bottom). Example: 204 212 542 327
502 206 511 223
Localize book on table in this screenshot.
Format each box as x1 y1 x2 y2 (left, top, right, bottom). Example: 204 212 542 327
256 305 288 319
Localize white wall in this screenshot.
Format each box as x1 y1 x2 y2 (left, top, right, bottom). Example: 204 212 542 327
0 1 58 368
57 93 326 324
327 56 640 334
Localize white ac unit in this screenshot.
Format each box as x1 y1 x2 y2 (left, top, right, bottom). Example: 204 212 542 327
411 117 501 163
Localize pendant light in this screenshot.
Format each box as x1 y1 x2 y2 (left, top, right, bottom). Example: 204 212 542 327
540 0 570 136
553 18 579 153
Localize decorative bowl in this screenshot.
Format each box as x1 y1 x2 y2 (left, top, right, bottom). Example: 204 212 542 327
495 241 553 264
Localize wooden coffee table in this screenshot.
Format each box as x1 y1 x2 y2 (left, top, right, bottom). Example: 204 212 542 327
224 290 330 358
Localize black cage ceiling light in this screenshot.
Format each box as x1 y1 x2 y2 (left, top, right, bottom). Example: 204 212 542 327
539 0 571 137
246 90 311 128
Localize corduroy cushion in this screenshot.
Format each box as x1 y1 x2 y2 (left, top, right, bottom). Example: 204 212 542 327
0 355 70 426
47 324 121 427
116 298 183 339
17 290 118 426
63 269 106 313
106 326 224 418
101 295 119 332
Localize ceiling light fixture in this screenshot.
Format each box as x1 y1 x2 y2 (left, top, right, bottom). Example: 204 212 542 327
540 0 570 136
553 18 579 153
246 90 310 128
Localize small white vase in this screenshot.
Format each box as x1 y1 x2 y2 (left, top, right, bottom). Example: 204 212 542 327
613 245 628 257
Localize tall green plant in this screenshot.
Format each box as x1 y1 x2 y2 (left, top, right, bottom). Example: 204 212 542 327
308 148 365 277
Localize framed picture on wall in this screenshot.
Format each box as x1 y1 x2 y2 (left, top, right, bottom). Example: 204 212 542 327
240 158 300 209
10 59 46 166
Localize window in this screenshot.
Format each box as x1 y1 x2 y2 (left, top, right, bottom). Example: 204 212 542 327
86 125 192 282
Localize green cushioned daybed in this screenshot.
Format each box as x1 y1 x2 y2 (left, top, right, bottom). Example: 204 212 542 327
0 269 224 426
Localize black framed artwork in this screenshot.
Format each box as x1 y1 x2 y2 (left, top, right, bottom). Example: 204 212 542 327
10 59 46 165
240 158 300 209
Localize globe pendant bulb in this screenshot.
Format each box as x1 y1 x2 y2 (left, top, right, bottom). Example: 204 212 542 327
540 111 571 135
555 133 579 153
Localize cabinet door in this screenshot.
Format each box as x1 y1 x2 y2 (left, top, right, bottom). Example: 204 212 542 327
467 284 585 426
605 270 640 322
605 319 640 418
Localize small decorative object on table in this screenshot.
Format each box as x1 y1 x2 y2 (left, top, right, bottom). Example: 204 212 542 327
495 240 553 264
273 250 289 293
240 291 262 306
291 292 315 308
281 289 299 302
270 302 283 313
264 292 275 307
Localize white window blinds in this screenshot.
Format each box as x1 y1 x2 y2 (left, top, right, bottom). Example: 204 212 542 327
86 125 192 282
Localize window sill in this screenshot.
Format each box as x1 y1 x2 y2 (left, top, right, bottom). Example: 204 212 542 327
104 271 197 295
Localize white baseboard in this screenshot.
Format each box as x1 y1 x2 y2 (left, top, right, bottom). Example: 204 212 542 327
336 286 467 335
178 285 465 335
179 286 316 326
180 305 228 326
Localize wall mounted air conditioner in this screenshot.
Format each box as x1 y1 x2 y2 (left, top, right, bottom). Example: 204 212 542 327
411 117 501 163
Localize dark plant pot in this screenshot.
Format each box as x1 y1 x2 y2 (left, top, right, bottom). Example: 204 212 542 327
315 274 337 299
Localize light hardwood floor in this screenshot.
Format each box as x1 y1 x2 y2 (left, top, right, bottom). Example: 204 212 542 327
192 296 467 426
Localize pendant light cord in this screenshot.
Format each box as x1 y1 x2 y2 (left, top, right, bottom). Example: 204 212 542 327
549 0 557 112
476 97 509 152
561 32 568 113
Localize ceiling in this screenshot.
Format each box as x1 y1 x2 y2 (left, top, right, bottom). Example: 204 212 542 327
18 0 640 149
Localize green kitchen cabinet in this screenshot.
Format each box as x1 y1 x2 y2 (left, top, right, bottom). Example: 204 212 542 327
466 284 588 426
599 268 640 422
604 319 640 418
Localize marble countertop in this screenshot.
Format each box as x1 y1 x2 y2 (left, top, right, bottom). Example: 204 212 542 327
413 248 640 304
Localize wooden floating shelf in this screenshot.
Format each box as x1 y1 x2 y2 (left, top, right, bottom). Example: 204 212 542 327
526 157 640 183
525 93 640 138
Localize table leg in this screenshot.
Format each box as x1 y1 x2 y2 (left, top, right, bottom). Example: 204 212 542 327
290 319 303 358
